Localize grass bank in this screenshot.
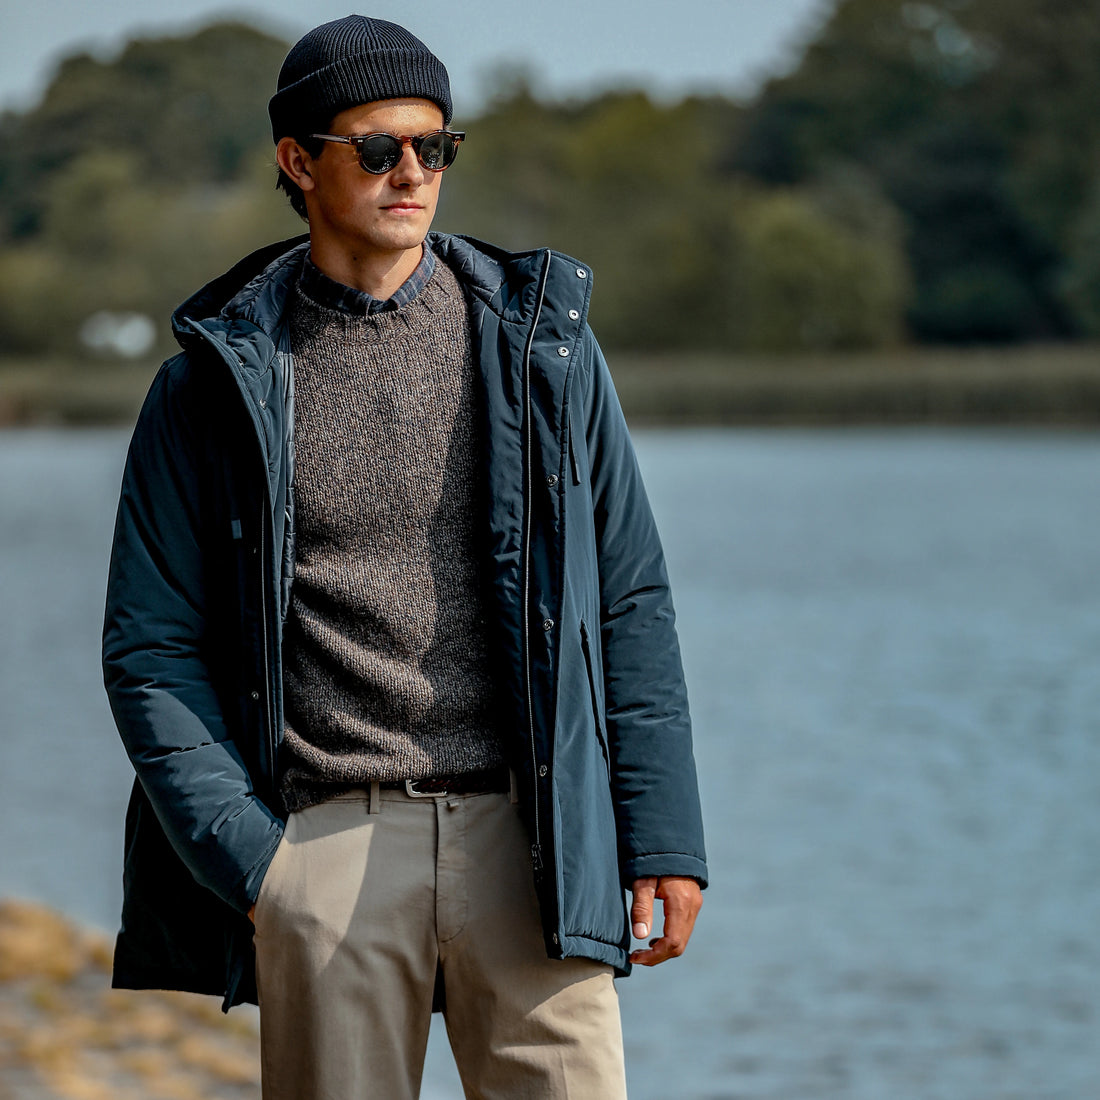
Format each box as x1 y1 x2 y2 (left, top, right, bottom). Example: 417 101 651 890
2 344 1100 427
610 344 1100 426
0 360 156 428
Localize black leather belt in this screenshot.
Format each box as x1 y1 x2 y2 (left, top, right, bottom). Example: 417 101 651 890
381 767 510 798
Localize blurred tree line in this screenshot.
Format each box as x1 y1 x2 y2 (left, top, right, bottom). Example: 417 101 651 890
735 0 1100 343
0 23 297 360
1 0 1098 361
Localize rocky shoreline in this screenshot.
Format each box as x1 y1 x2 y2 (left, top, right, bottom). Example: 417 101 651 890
0 900 259 1099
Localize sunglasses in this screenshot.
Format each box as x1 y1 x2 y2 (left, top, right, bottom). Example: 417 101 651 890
310 129 465 174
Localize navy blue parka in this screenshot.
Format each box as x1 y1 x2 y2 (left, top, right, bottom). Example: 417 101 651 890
103 232 707 1009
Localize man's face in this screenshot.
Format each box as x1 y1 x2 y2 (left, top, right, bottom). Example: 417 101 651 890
300 98 446 263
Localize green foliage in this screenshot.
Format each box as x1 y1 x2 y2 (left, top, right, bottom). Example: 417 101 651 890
0 245 69 354
1059 182 1100 337
9 2 1100 359
0 22 290 242
0 24 300 358
0 17 915 360
736 188 909 350
732 0 1100 342
442 84 909 351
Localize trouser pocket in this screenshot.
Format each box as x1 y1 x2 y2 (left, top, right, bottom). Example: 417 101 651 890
253 817 293 932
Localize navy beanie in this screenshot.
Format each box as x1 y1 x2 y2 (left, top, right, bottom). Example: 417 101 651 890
269 15 452 141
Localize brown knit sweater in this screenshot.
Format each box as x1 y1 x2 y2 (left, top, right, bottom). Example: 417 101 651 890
279 257 504 813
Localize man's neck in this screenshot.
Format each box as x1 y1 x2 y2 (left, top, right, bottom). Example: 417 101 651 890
307 241 425 300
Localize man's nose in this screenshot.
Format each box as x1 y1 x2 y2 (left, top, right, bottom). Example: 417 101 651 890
388 141 425 185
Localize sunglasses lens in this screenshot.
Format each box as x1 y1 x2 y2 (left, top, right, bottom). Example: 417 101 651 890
357 134 403 174
418 132 457 171
352 132 460 173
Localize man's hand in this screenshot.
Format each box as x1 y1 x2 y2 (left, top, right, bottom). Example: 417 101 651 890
628 875 702 966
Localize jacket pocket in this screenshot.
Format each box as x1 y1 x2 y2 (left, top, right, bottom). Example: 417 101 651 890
580 619 611 781
568 411 582 485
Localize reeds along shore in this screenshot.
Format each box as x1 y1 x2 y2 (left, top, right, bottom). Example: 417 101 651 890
0 898 259 1100
610 345 1100 427
1 345 1100 429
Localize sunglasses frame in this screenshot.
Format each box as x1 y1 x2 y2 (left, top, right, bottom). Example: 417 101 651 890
309 130 465 174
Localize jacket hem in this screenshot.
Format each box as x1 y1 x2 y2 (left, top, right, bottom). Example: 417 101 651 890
111 966 224 998
557 933 630 978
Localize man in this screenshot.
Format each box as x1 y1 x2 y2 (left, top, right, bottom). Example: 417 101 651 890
104 14 706 1098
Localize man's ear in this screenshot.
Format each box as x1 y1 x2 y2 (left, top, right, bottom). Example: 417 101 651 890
276 136 315 191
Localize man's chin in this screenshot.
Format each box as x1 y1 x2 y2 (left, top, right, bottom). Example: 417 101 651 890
373 225 433 254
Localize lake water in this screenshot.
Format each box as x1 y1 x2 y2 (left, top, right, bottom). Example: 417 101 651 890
2 426 1099 1099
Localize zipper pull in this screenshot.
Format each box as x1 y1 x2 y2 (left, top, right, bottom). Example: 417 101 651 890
531 843 544 875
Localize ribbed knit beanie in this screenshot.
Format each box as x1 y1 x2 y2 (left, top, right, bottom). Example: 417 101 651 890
269 15 452 141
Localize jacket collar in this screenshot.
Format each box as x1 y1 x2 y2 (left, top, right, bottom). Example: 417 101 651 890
170 231 591 350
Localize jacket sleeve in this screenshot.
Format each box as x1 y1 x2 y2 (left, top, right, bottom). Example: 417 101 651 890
581 334 708 888
103 357 283 915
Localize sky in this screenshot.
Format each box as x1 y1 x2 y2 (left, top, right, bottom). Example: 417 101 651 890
1 0 832 116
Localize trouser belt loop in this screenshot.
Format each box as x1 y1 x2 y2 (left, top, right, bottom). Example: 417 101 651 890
509 769 519 806
368 780 382 815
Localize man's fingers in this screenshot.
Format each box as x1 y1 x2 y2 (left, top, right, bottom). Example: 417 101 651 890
660 880 700 946
630 877 658 940
630 937 681 966
628 877 702 966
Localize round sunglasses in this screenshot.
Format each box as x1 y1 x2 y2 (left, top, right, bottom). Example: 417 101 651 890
310 129 465 174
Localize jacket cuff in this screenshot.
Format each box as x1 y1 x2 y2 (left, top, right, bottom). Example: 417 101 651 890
621 854 709 890
235 827 286 913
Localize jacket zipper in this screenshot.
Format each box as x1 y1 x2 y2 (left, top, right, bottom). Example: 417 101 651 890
257 505 277 790
189 320 280 792
522 251 553 880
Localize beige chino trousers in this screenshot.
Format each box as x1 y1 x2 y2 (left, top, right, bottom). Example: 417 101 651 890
253 786 627 1099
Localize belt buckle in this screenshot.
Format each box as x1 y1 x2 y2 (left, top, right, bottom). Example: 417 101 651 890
405 778 446 798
